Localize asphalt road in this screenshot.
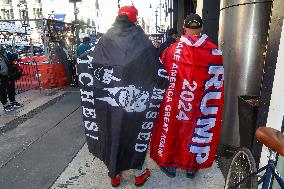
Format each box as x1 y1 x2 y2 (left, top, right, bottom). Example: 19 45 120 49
0 92 86 189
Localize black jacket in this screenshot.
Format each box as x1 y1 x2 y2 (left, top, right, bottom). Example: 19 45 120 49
157 37 176 58
0 52 20 79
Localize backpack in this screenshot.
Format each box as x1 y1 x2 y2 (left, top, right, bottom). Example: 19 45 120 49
0 55 8 76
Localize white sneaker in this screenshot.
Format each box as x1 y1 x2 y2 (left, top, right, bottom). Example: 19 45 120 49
11 101 24 108
4 104 14 112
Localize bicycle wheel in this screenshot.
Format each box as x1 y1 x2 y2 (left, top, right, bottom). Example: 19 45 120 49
224 148 258 189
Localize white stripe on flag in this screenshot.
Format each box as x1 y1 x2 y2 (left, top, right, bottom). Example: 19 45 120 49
180 36 193 46
193 34 208 47
211 49 223 55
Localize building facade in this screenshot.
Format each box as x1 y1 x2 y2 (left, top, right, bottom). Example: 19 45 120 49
0 0 98 42
0 0 14 20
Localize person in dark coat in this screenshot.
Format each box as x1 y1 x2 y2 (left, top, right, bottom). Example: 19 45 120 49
55 40 73 82
76 37 92 57
0 45 23 112
77 6 168 187
72 37 92 86
6 46 20 62
157 28 178 58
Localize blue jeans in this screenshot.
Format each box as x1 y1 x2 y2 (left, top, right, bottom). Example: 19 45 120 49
164 167 195 174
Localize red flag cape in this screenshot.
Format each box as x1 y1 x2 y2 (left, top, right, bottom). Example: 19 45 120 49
150 34 224 171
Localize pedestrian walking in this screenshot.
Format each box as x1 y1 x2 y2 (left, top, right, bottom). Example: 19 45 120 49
72 37 93 86
77 5 168 187
55 40 73 83
6 45 20 63
157 28 178 58
150 13 224 178
0 45 24 112
76 37 92 57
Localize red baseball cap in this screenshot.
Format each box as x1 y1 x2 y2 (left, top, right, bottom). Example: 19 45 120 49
118 6 138 24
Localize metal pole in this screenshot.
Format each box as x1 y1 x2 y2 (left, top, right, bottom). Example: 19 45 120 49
74 2 79 45
160 0 162 25
155 10 158 33
169 0 172 28
33 57 42 93
12 34 15 52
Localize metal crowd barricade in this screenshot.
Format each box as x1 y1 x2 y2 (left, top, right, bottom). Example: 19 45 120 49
15 54 71 93
15 57 43 94
1 19 74 94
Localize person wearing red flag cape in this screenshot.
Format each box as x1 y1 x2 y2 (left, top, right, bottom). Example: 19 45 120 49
150 13 224 178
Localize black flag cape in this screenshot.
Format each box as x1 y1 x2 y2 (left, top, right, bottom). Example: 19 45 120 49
78 17 168 178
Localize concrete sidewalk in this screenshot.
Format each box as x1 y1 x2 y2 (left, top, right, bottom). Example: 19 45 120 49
51 144 225 189
0 88 226 189
0 89 66 132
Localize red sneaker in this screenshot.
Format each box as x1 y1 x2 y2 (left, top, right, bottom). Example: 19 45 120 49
111 175 121 187
134 168 151 187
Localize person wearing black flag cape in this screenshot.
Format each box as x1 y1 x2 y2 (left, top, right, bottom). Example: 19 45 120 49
77 6 168 187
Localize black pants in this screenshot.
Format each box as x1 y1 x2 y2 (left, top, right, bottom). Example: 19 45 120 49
0 75 15 105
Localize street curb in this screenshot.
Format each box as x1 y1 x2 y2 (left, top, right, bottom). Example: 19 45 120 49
48 141 87 189
0 92 70 134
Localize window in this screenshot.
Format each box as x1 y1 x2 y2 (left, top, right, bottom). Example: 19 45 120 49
33 7 42 19
3 0 12 4
0 8 11 20
19 0 27 4
10 9 13 19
